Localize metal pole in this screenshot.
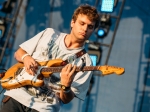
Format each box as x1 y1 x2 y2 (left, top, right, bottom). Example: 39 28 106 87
105 0 126 64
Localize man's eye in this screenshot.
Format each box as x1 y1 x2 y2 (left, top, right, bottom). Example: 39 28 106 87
89 25 94 29
80 22 84 25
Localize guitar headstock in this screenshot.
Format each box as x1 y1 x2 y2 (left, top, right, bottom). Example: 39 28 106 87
98 65 125 76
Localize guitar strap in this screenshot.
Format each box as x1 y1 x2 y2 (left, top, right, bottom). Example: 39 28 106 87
61 49 87 66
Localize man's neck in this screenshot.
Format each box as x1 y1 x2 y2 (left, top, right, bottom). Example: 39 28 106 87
64 34 84 49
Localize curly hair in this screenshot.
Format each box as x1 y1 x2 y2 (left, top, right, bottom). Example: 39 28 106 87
72 4 100 29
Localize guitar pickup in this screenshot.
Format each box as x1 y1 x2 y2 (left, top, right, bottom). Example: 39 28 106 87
15 68 24 76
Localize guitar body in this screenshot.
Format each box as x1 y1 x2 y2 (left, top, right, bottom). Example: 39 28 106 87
1 59 64 90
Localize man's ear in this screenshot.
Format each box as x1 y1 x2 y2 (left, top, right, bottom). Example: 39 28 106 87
71 19 75 28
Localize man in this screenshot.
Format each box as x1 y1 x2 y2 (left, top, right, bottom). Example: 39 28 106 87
1 4 100 112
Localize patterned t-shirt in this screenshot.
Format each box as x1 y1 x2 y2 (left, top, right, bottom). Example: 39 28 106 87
5 28 93 112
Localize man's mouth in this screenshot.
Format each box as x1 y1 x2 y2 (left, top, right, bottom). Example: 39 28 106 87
80 33 86 37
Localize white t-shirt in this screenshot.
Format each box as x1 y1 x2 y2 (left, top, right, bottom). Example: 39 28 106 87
5 28 93 112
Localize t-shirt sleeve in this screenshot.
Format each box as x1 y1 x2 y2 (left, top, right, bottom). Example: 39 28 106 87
19 29 46 55
71 54 93 100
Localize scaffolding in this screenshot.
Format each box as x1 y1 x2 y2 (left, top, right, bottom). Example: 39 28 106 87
0 0 23 70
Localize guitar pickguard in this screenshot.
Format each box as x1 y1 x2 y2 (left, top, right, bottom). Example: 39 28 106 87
1 67 44 89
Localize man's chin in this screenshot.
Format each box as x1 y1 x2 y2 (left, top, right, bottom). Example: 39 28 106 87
77 38 87 43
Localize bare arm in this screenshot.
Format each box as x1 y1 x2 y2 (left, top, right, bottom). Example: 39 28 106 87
59 89 74 104
14 47 28 62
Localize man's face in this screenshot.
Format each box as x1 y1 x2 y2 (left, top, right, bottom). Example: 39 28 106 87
71 14 95 42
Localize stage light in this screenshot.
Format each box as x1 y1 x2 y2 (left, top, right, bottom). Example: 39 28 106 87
87 42 102 65
89 55 97 66
96 14 111 38
97 28 105 36
0 0 16 14
97 26 109 38
100 0 118 13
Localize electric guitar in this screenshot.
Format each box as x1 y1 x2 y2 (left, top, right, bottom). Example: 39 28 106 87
0 59 125 90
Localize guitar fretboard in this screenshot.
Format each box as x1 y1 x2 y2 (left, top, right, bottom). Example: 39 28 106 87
41 66 100 73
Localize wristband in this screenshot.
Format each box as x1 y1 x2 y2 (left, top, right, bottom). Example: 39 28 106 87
21 54 30 61
61 85 71 93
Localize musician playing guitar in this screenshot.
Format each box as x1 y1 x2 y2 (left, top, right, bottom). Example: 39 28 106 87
1 4 100 112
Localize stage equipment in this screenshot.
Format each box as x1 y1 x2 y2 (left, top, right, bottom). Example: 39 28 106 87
87 40 102 65
100 0 118 12
0 0 16 14
0 18 6 39
96 14 111 38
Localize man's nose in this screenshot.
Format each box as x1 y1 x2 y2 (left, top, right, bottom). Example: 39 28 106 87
83 25 88 32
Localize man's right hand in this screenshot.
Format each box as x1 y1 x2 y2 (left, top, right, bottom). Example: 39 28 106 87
14 47 39 75
23 55 39 75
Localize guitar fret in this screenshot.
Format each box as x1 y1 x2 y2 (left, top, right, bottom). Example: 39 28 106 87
42 67 63 73
76 66 99 71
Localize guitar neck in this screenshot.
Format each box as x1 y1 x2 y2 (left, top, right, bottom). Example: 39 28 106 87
41 66 99 73
41 65 125 76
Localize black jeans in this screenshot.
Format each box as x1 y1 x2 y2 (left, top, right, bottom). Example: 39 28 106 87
1 96 38 112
